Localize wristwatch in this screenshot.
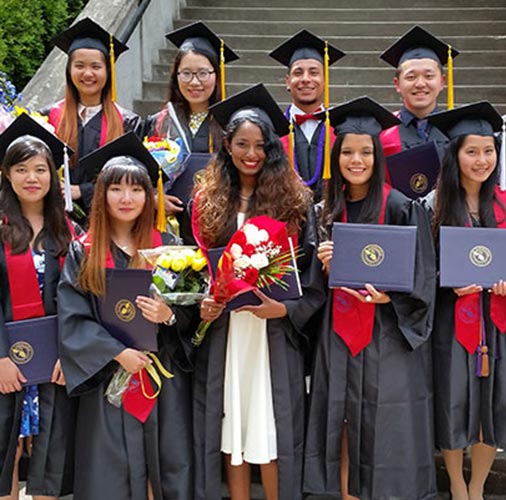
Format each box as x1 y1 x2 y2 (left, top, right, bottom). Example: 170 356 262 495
163 312 177 326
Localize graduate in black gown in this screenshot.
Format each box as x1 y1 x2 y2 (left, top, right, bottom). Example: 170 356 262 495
304 97 437 500
186 84 325 500
0 115 76 499
144 22 239 215
269 30 345 201
422 102 506 500
57 138 195 500
42 18 143 216
379 26 459 162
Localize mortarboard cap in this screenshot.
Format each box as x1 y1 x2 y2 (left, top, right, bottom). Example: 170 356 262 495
78 132 159 184
269 29 345 67
315 96 401 137
427 101 502 140
209 83 290 137
0 113 73 167
52 17 128 58
380 25 459 68
166 21 239 63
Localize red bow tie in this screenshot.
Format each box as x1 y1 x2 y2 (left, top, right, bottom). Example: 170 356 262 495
294 112 319 126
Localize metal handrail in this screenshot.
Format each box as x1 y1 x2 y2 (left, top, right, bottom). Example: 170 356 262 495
118 0 152 44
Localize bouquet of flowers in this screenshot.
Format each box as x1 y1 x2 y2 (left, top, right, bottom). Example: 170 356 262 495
143 136 189 189
192 215 300 346
138 245 210 305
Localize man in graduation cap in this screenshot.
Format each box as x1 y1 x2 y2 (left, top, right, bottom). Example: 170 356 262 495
269 30 345 200
379 25 459 160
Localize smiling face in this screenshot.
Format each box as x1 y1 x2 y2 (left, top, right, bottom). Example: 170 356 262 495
227 120 267 181
339 133 375 199
69 48 108 106
394 58 445 118
285 58 324 113
106 177 147 225
458 134 497 191
8 154 51 209
176 52 217 113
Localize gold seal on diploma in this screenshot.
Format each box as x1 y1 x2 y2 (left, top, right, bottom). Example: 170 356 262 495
10 341 34 365
361 244 385 267
115 299 136 322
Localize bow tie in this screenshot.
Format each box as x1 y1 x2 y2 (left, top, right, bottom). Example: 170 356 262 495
294 112 319 126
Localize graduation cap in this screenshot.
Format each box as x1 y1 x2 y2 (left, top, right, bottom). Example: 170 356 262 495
269 29 345 67
53 17 129 102
380 25 458 68
315 96 401 137
0 113 74 211
427 101 502 140
0 113 72 167
166 22 239 101
78 132 159 184
380 25 459 109
209 83 289 137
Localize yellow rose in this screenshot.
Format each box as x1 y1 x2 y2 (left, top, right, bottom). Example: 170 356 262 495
171 255 188 272
155 253 172 270
191 256 207 272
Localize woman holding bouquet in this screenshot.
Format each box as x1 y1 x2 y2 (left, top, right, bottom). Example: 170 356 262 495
422 102 505 500
43 18 143 218
0 115 76 499
57 137 196 500
143 22 238 214
303 97 437 500
187 84 325 500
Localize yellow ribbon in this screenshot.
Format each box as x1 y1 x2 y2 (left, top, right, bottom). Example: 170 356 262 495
139 352 174 400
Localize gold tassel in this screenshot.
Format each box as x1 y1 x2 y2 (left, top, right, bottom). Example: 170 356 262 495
324 41 329 109
109 34 117 103
208 116 214 154
480 345 490 377
447 45 454 110
156 166 166 232
288 121 295 169
323 110 331 180
220 39 226 100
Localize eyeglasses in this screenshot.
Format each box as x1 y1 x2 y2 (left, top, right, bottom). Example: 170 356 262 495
177 69 215 83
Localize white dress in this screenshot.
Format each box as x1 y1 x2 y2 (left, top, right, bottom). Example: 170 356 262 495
220 213 277 466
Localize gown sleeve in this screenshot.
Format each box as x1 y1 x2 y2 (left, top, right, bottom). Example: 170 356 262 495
283 207 327 345
387 192 437 350
122 108 144 138
57 242 126 396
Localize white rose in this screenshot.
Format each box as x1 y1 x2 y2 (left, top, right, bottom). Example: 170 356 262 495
233 255 251 270
257 229 269 243
230 243 243 259
243 224 262 246
250 252 269 270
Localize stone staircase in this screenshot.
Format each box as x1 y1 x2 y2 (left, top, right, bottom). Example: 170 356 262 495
133 0 506 117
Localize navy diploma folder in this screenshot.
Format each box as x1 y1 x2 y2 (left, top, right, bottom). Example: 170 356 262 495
7 315 58 385
168 153 211 205
385 142 440 199
98 269 158 351
439 226 506 288
207 244 302 311
330 222 417 292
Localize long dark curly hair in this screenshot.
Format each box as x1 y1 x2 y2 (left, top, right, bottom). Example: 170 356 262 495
193 112 312 248
0 136 71 256
320 133 385 235
432 134 504 237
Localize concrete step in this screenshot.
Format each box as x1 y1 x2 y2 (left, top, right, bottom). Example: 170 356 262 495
187 0 506 7
164 34 506 52
151 63 506 86
157 48 506 68
173 19 506 37
181 6 506 22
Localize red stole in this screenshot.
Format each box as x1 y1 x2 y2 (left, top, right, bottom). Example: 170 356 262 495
81 229 163 422
5 245 45 321
48 100 124 149
454 188 506 354
332 184 392 356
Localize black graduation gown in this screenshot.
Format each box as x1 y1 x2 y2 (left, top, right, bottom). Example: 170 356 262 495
421 192 506 450
0 239 75 497
304 189 437 500
191 210 326 500
57 237 196 500
144 108 212 154
293 123 325 202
